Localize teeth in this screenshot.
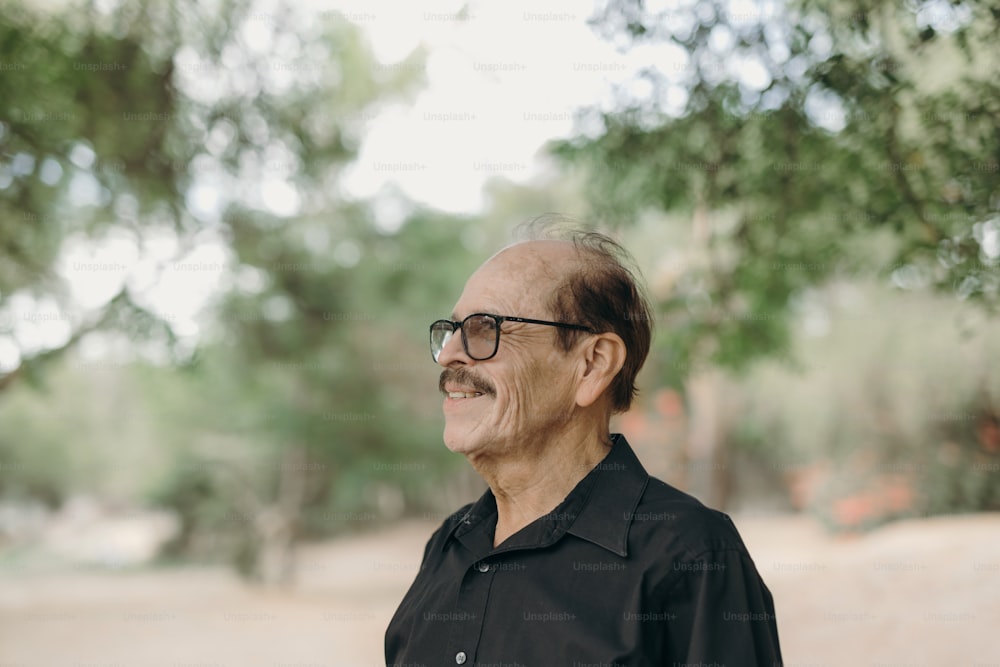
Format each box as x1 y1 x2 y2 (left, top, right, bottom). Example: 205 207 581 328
448 392 483 399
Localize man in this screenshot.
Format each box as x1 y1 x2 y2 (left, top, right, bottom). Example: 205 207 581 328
385 226 783 666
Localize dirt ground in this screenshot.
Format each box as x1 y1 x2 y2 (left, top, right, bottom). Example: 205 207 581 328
2 513 999 666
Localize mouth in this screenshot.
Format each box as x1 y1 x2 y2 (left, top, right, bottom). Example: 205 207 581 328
443 384 488 400
446 391 485 399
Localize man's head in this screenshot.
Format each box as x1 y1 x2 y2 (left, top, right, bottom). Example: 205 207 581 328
433 223 652 458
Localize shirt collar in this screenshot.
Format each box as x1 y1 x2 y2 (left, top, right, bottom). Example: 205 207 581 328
442 434 649 559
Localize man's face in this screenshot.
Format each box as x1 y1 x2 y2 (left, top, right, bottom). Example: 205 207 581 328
436 242 582 460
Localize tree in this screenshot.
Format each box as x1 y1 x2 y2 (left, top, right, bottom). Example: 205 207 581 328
554 0 1000 377
0 0 424 389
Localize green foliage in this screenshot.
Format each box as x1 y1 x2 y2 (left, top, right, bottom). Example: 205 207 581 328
553 0 1000 374
0 2 184 293
0 0 425 381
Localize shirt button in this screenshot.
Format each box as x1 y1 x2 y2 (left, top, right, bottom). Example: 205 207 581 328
476 561 490 573
455 651 467 664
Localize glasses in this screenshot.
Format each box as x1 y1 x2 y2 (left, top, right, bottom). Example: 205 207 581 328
429 313 595 362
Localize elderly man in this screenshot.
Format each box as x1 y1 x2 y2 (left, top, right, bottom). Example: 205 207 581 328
384 228 783 665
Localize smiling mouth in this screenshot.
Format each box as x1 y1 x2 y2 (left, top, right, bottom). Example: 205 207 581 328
447 391 484 399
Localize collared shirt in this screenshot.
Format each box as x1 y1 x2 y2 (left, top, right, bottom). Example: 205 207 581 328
384 434 783 666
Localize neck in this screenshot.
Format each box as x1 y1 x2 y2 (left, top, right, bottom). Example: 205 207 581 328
467 415 613 548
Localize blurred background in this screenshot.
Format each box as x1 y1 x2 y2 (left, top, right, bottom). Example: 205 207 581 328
0 0 998 664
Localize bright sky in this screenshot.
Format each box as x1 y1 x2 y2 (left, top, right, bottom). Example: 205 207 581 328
332 0 780 213
335 0 635 213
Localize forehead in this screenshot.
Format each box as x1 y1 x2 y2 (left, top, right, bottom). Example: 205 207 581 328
452 240 579 317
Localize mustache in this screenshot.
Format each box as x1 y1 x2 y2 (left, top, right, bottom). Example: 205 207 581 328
439 367 495 396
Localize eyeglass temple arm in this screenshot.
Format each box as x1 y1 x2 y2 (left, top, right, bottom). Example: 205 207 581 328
499 316 595 333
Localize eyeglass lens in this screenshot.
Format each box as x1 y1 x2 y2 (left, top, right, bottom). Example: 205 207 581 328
431 315 499 361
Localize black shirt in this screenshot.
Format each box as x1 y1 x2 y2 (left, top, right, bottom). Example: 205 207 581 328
385 434 783 666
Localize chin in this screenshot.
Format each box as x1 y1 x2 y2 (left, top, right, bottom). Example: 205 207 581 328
442 423 489 456
442 428 473 454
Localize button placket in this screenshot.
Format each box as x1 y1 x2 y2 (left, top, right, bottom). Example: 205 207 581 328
446 557 496 667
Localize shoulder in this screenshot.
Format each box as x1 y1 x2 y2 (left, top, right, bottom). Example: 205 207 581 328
628 476 749 561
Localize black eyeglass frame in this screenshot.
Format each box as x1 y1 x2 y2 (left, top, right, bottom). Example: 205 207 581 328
429 313 596 362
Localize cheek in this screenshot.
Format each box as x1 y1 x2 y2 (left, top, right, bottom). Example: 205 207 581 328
491 358 572 429
490 377 529 428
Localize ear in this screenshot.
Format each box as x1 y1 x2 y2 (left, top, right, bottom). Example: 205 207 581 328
575 332 627 409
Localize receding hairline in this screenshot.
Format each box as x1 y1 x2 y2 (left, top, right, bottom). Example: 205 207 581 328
477 239 591 286
486 238 581 263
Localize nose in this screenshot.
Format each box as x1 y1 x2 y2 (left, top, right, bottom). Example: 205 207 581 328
436 327 471 367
